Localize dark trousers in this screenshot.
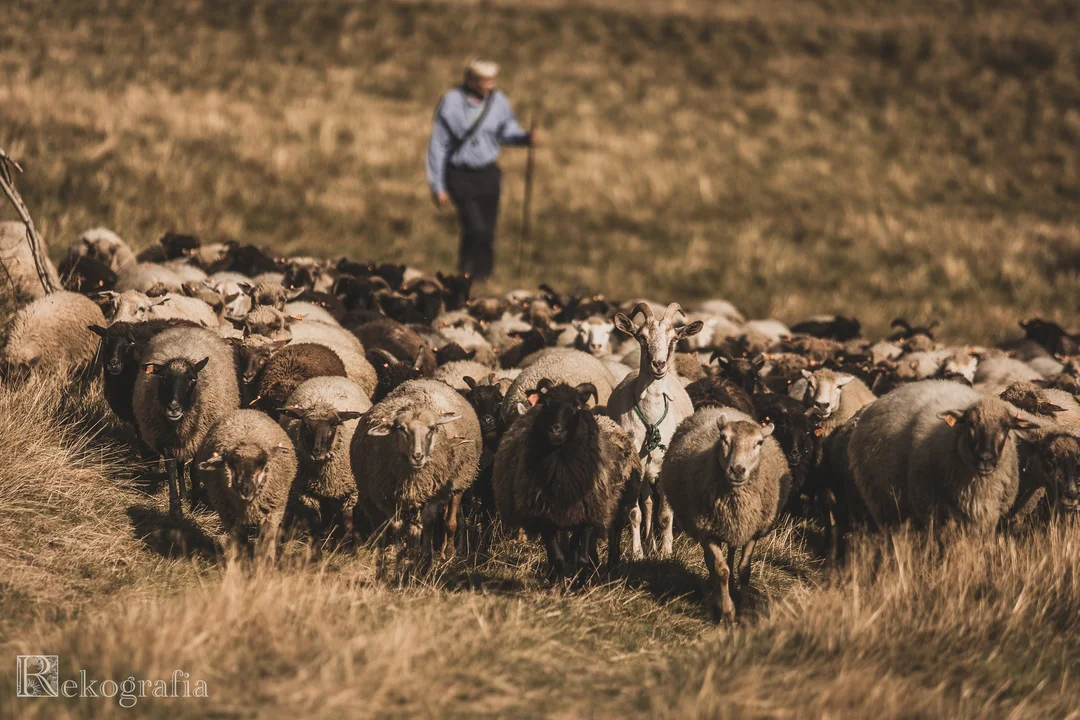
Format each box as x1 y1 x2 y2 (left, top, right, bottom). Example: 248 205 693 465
445 163 501 281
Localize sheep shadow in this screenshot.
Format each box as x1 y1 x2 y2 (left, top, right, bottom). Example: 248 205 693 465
126 504 219 561
615 558 709 616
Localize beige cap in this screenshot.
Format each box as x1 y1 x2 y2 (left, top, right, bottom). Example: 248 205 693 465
465 58 500 79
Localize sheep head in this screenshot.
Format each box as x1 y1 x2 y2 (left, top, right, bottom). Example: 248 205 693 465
1034 433 1080 513
613 302 703 380
142 356 210 423
280 403 364 463
462 376 503 441
239 336 288 384
198 442 291 501
367 407 461 469
940 400 1039 477
791 369 854 419
715 413 774 486
573 320 615 358
531 379 598 448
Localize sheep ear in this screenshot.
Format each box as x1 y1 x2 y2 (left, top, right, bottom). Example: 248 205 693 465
367 422 392 436
286 287 304 300
1012 416 1041 432
435 412 461 426
535 378 555 394
612 313 637 336
141 362 162 375
837 374 854 387
223 292 240 304
235 282 252 292
279 406 304 420
463 376 478 390
677 320 704 339
941 410 963 427
151 296 170 307
336 410 363 423
515 402 529 416
760 422 775 438
198 453 225 470
193 357 210 373
800 369 813 379
273 339 290 351
715 412 728 429
87 324 108 338
270 444 292 456
575 382 599 407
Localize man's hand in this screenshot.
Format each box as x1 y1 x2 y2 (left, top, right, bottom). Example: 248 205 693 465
433 191 450 210
528 128 542 147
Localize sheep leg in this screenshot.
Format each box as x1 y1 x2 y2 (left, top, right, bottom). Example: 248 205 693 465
185 460 201 508
541 529 568 580
628 501 644 560
442 491 463 559
165 458 182 520
702 540 736 624
822 490 840 570
569 527 596 575
736 539 756 608
657 489 675 558
642 493 655 554
255 512 282 566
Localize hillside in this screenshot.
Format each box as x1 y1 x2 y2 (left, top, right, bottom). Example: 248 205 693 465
1 0 1079 340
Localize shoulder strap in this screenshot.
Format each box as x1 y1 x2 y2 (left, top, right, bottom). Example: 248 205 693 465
439 89 495 161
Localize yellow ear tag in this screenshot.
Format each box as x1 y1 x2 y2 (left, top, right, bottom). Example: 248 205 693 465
943 414 957 428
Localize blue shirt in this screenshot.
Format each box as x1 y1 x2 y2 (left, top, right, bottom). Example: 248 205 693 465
426 87 530 195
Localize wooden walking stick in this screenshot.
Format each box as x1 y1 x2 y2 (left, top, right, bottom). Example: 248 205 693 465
0 148 57 295
517 113 536 281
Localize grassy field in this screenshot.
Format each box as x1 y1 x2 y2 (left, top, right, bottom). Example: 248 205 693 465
1 0 1080 717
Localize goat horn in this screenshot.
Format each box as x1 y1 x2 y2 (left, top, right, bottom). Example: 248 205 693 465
370 348 399 365
662 302 685 324
628 302 653 325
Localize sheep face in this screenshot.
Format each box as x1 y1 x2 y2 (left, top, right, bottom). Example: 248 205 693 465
613 302 703 380
105 290 165 323
367 408 461 469
239 337 288 384
574 321 614 358
283 258 333 293
143 357 210 423
251 283 298 310
78 230 127 269
242 306 290 339
715 415 774 485
462 377 503 442
1033 434 1080 513
88 325 132 376
199 443 289 501
943 351 978 383
941 402 1038 477
796 370 854 419
531 380 597 448
281 404 363 463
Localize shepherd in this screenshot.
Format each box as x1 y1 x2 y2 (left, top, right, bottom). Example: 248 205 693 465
426 59 540 282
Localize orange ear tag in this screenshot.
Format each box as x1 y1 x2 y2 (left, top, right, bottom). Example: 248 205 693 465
943 414 957 427
527 393 540 407
144 365 154 375
814 427 824 437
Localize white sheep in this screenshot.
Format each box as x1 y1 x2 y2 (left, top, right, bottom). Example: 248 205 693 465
2 291 104 374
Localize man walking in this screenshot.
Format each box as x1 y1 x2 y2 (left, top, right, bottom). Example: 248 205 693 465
426 59 539 282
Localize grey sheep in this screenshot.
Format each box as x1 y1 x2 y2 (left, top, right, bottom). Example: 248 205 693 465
787 368 875 438
280 376 372 539
661 407 788 623
249 342 347 414
434 359 494 391
195 409 297 561
0 220 61 301
103 289 220 328
2 291 104 374
114 262 186 294
848 380 1038 532
351 379 481 558
134 325 241 518
492 380 642 578
500 349 616 425
972 355 1042 396
68 227 137 273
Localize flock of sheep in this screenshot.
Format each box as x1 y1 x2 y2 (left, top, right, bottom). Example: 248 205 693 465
2 220 1079 622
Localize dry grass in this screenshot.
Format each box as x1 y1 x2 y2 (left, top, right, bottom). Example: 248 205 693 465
2 0 1080 716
